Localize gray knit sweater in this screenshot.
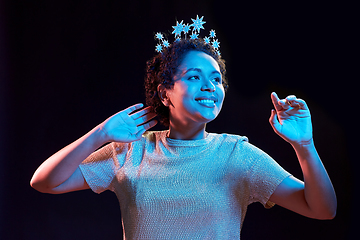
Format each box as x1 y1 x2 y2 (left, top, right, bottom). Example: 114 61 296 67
79 130 290 239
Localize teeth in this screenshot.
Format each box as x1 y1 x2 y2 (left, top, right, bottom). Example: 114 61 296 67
197 99 215 104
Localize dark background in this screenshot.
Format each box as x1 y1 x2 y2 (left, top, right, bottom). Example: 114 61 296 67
1 1 356 239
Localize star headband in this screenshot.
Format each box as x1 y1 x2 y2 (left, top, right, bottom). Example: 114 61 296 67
154 15 221 55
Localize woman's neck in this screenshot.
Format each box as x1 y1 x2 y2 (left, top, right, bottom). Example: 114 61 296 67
167 120 207 140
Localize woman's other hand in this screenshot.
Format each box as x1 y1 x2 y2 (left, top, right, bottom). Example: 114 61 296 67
99 103 158 143
269 92 313 146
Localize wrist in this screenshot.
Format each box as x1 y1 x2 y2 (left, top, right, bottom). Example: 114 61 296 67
291 139 318 161
290 138 315 151
88 125 111 148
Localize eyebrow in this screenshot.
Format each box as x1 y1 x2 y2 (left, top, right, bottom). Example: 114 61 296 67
184 68 221 75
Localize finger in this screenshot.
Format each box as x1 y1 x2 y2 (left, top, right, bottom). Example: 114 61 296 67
123 103 144 115
131 106 153 120
284 95 296 106
270 92 282 111
137 119 158 133
143 119 158 130
287 98 309 110
269 109 281 133
134 112 158 126
278 99 291 110
285 95 297 102
134 119 158 139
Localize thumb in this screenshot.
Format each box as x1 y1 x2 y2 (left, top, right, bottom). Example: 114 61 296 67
269 109 281 134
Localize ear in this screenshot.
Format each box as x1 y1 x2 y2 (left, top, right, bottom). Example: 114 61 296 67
157 84 170 107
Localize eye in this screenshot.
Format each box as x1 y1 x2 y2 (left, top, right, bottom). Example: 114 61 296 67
212 77 222 84
188 75 200 80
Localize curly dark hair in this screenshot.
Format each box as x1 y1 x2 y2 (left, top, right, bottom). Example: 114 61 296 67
144 38 228 126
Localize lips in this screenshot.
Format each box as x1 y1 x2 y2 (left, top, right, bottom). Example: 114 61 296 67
195 96 217 102
195 96 218 106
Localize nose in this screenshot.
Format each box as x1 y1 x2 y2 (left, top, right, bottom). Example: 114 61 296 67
201 79 216 92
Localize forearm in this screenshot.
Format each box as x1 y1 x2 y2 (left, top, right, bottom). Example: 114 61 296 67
30 126 107 191
292 140 337 219
30 104 157 193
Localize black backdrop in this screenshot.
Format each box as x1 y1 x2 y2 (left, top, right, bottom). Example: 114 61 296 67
1 1 356 239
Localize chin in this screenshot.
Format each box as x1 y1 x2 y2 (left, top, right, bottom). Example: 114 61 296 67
197 111 220 123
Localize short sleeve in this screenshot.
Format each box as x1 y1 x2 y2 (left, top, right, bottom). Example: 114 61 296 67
79 142 129 194
243 142 291 208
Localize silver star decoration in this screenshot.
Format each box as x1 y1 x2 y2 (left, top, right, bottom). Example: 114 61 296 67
183 24 191 34
154 15 221 55
212 39 220 49
190 32 199 39
155 44 163 52
163 40 170 48
209 29 216 38
155 32 163 40
204 36 211 44
191 15 206 33
172 20 184 38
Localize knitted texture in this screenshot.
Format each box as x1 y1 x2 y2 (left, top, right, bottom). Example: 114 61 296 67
79 130 291 239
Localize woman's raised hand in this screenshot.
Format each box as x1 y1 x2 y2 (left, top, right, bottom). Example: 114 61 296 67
269 92 313 146
99 103 158 143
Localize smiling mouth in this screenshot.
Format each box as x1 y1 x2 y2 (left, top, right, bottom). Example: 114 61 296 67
196 99 216 104
195 96 217 104
195 97 218 107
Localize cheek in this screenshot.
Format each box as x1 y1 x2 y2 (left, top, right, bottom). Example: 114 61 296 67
217 86 225 103
169 83 194 103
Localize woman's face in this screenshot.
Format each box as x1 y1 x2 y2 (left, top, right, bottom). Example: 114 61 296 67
163 50 225 126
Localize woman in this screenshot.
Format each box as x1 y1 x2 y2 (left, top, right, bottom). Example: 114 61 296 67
30 27 336 239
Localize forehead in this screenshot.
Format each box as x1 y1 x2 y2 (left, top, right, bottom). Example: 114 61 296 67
177 51 220 73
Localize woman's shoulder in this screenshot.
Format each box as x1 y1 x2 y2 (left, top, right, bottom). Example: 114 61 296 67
209 132 249 144
209 133 269 157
